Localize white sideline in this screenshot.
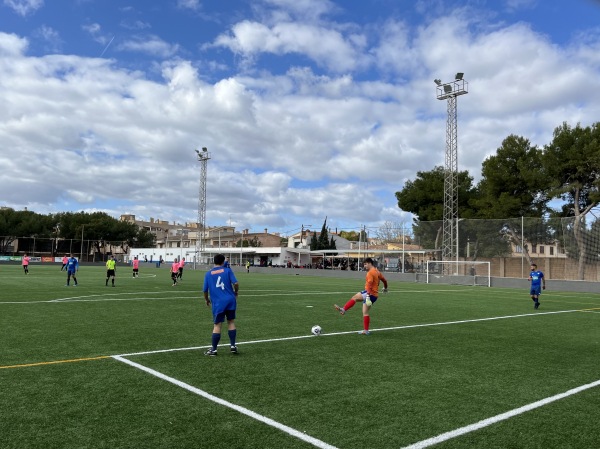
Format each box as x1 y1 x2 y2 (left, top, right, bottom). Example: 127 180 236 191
111 309 597 448
112 355 339 449
401 379 600 449
114 308 585 358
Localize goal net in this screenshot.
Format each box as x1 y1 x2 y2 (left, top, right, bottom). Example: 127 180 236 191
424 260 491 287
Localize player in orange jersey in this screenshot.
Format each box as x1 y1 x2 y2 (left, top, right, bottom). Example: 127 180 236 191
334 257 388 335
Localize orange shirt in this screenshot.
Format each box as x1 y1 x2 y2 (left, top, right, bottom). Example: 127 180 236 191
365 267 388 296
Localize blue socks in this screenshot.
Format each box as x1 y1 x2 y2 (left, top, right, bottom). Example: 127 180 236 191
228 329 237 347
211 332 221 350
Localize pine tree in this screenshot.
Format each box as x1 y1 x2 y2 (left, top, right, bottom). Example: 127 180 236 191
318 218 329 250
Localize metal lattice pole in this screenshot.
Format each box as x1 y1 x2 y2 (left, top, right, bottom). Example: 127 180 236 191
435 75 468 267
442 95 458 264
195 147 211 265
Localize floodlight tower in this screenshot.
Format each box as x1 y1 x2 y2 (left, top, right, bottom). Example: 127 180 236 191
435 73 468 264
195 147 211 265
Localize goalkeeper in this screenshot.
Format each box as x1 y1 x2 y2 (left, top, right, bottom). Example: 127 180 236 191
334 257 388 335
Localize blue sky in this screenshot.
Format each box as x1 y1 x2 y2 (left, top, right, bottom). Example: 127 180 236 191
1 0 599 236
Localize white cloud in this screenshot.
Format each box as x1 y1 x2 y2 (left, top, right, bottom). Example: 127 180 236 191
3 0 43 16
82 23 110 45
0 32 28 56
177 0 200 10
1 3 600 233
261 0 338 21
505 0 538 13
33 25 62 53
117 35 180 58
214 20 366 72
120 20 151 31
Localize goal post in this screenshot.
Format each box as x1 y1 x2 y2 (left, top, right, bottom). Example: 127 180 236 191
425 260 491 287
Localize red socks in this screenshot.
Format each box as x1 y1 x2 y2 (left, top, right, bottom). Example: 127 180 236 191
363 315 370 331
344 298 356 310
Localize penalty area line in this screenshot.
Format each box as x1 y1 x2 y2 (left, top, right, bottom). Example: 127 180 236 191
112 355 339 449
401 378 600 449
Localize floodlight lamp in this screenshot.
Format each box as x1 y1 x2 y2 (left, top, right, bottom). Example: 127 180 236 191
202 147 208 152
434 79 442 86
443 84 453 93
455 72 464 80
195 149 200 154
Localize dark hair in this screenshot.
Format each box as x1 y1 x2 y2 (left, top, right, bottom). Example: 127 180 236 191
364 257 374 265
531 263 537 268
214 254 225 265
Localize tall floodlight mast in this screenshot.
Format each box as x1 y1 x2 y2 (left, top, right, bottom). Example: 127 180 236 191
435 73 468 265
195 147 211 265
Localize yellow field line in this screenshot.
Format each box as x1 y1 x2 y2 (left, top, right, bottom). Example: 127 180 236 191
0 355 110 370
579 307 600 311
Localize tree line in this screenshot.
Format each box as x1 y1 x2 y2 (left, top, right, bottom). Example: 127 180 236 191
395 121 600 280
0 209 156 256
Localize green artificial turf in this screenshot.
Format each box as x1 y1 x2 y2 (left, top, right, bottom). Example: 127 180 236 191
1 264 599 448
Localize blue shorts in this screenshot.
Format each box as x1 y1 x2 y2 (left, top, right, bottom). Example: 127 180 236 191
213 309 236 324
67 270 76 275
530 286 542 296
361 290 378 304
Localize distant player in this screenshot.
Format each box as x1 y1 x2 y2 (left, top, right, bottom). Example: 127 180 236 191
171 258 179 286
334 257 388 335
203 254 239 356
132 256 139 278
61 254 68 271
105 255 116 287
65 254 78 287
177 257 185 280
528 263 546 309
223 257 230 268
22 253 30 275
246 261 250 273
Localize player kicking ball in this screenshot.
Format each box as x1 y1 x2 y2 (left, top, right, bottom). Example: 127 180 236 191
334 257 388 335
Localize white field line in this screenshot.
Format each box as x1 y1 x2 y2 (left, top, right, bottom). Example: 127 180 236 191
112 355 339 449
1 290 354 305
114 308 586 358
401 379 600 449
0 288 489 305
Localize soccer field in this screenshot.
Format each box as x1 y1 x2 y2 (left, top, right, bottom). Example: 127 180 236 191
1 264 599 449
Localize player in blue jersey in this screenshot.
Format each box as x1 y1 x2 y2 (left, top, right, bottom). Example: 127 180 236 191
528 263 545 309
65 254 79 287
223 257 230 268
203 253 239 356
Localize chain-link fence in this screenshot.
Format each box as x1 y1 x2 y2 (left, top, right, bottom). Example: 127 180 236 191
378 216 600 281
2 215 599 280
0 237 129 262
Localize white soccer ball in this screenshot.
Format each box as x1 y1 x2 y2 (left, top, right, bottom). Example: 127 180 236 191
311 325 322 335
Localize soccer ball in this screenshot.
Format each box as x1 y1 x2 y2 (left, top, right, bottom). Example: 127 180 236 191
311 325 322 335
